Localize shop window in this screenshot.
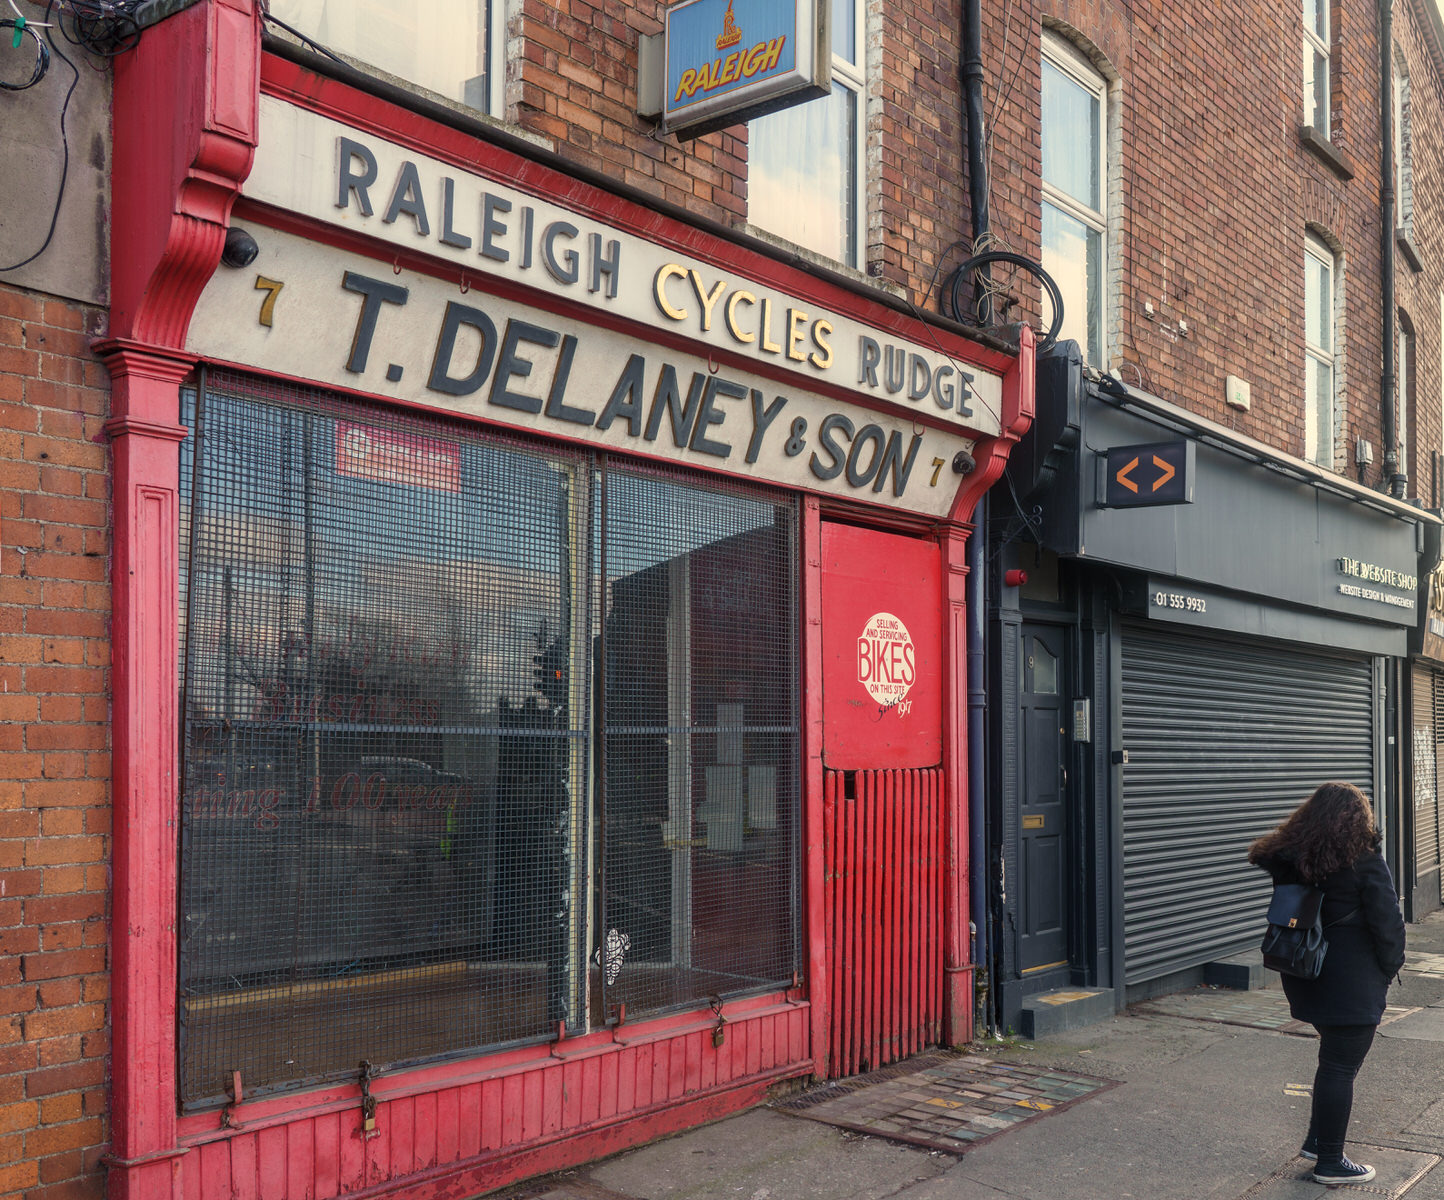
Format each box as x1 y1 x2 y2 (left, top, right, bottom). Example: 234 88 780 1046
1303 0 1330 139
1041 31 1107 366
266 0 500 115
177 375 799 1109
748 0 864 268
1304 234 1337 467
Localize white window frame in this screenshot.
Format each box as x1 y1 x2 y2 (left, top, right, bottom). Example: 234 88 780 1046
1041 31 1108 366
1393 49 1413 235
833 0 866 269
1303 0 1331 138
1304 234 1337 467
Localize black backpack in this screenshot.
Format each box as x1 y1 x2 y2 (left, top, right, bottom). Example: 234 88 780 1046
1260 883 1328 979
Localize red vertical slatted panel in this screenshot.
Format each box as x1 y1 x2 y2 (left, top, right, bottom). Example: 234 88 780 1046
901 768 916 1059
880 771 893 1067
846 771 860 1078
860 774 872 1074
822 766 946 1079
931 768 944 1043
824 770 839 1075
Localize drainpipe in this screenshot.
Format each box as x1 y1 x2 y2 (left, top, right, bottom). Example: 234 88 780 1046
1381 0 1403 497
962 0 995 1036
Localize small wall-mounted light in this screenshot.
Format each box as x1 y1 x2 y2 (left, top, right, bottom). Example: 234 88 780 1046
952 450 976 476
1004 569 1029 588
221 227 259 269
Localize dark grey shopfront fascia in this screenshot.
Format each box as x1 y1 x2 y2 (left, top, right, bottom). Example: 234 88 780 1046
1119 624 1376 986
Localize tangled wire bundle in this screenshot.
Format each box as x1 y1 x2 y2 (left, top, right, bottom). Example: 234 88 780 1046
56 0 142 56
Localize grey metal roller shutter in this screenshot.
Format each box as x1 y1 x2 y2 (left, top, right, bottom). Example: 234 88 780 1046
1414 666 1440 881
1120 623 1375 986
1434 672 1444 902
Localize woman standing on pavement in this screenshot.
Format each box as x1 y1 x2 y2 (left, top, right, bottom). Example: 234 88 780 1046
1248 781 1406 1186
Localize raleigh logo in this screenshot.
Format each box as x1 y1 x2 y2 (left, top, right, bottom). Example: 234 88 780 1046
673 32 785 104
858 612 916 715
716 0 741 49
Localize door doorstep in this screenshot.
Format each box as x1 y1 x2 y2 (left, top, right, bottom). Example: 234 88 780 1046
1019 987 1115 1038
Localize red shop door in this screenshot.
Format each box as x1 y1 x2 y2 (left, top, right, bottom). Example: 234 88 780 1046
819 523 946 1077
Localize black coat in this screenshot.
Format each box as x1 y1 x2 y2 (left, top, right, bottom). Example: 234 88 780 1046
1254 848 1406 1025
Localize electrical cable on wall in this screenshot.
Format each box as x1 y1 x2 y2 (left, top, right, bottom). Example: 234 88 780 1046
0 0 78 273
0 7 51 90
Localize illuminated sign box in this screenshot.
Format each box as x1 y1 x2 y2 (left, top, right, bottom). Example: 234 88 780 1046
639 0 830 139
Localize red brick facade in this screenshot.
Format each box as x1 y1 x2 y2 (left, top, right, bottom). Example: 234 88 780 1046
0 283 110 1200
503 0 1438 484
1395 0 1444 502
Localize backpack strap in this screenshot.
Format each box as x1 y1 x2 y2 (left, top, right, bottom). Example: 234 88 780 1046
1324 906 1361 929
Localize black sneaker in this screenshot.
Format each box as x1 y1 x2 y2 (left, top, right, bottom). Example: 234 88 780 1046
1312 1157 1375 1185
1299 1132 1317 1160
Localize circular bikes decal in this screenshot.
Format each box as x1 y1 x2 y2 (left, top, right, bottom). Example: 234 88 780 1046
857 611 916 715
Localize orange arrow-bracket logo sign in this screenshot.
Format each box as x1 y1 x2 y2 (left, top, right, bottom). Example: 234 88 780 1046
1116 456 1140 493
1151 454 1175 492
1102 439 1192 507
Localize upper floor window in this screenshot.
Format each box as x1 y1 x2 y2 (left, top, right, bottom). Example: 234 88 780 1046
1041 31 1106 366
1303 0 1330 138
1304 234 1337 466
749 0 865 268
1393 50 1413 235
268 0 501 116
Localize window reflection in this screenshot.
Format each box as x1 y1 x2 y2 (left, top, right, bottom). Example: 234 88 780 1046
749 82 856 265
269 0 494 113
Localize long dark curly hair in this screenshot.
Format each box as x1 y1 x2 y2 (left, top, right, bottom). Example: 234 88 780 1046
1247 781 1380 884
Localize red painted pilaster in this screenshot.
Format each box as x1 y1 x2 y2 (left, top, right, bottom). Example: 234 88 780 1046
801 496 828 1078
98 346 196 1200
104 2 260 1197
939 522 973 1047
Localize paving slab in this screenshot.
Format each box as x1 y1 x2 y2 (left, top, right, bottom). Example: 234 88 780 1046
1379 1006 1444 1042
582 1109 949 1200
1235 1145 1439 1199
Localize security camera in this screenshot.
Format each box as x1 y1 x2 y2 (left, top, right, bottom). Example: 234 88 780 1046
952 450 976 476
221 227 260 269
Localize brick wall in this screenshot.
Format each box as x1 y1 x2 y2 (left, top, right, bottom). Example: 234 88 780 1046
951 0 1396 472
503 0 1415 480
508 0 747 220
0 282 110 1200
1394 0 1444 503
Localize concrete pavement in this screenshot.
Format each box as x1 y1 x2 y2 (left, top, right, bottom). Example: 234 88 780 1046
501 908 1444 1200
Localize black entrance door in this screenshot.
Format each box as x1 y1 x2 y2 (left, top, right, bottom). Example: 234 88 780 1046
1018 624 1069 976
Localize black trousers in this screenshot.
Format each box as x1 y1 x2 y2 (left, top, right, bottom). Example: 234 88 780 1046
1310 1023 1377 1162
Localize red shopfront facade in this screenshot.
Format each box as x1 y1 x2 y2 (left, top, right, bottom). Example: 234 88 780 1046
101 6 1032 1198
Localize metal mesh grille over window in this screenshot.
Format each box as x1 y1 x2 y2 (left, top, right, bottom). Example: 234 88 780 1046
597 466 799 1024
177 372 798 1110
